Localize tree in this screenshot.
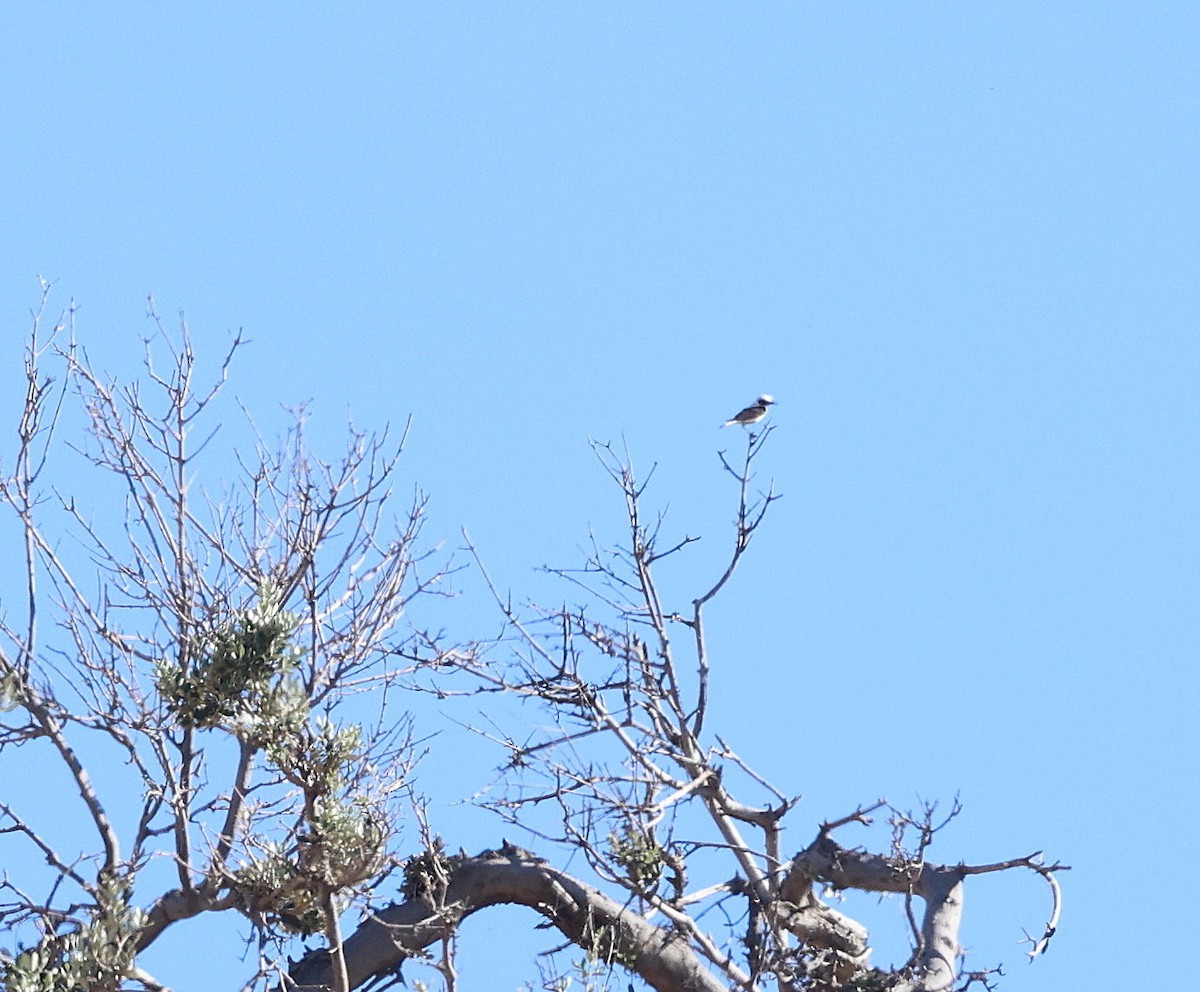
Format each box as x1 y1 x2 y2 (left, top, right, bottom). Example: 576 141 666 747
0 288 1064 992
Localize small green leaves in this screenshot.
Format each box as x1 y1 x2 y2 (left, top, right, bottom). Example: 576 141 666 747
607 826 664 889
1 877 144 992
156 580 301 733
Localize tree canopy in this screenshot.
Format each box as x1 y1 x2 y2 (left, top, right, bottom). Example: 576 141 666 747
0 291 1064 992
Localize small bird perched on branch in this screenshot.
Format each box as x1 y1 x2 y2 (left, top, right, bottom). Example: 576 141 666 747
721 394 775 427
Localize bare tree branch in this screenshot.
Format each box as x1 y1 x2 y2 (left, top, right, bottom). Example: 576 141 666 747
0 292 1064 992
289 846 730 992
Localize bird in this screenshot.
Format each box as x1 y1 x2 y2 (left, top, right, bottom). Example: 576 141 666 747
721 394 776 428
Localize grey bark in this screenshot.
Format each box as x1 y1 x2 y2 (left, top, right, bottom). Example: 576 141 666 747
783 834 967 992
289 845 726 992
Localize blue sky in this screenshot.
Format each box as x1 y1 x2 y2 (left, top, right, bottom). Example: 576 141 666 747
2 4 1198 991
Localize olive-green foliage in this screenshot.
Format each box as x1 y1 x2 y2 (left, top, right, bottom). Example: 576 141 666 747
233 716 387 934
232 795 388 936
306 794 389 888
1 877 144 992
268 718 362 794
233 842 326 936
0 670 22 711
607 826 664 889
586 921 639 970
156 581 301 732
155 582 392 938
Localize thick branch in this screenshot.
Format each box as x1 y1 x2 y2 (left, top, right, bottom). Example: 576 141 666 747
780 834 997 992
288 845 726 992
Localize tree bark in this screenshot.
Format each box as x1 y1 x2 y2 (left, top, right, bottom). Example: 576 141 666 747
782 834 967 992
288 844 726 992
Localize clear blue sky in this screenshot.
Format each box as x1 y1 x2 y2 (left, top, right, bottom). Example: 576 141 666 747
2 4 1198 991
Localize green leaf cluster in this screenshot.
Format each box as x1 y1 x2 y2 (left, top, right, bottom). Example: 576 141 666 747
156 581 302 733
607 826 664 888
1 878 144 992
233 795 388 935
232 841 326 936
268 718 362 794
